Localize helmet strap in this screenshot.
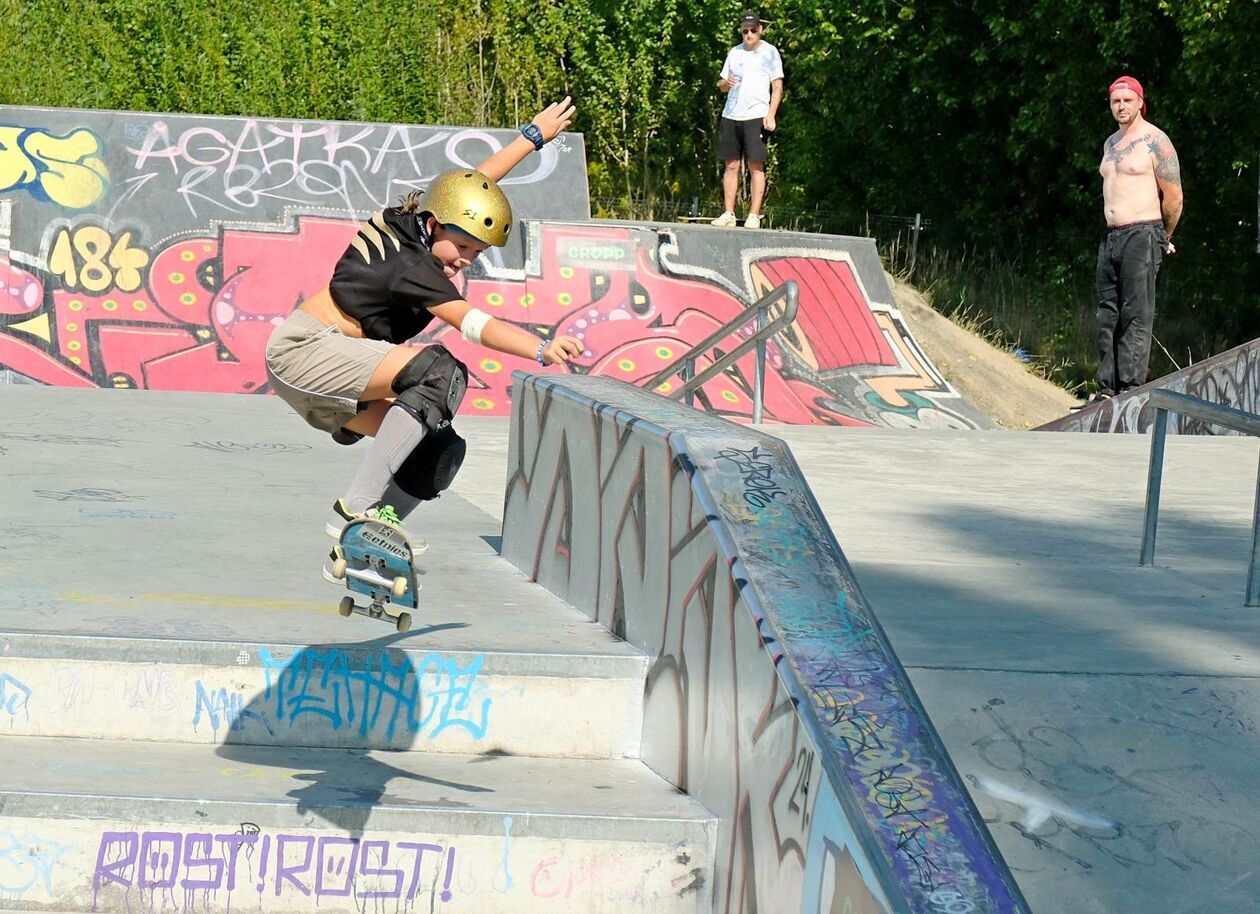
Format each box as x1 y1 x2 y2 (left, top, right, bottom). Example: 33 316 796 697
415 212 436 249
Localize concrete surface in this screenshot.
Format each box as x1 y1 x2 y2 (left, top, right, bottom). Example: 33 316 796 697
6 386 1259 913
0 389 631 657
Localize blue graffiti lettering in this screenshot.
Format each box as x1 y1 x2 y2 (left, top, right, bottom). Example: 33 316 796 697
0 673 32 721
192 682 275 736
0 832 71 899
256 648 490 741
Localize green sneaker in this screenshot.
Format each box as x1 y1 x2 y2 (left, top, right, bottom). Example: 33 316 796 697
325 499 429 555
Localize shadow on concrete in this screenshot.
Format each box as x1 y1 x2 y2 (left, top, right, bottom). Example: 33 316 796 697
214 627 494 837
840 501 1260 913
856 501 1260 674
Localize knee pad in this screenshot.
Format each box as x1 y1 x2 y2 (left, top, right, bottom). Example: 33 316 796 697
331 427 364 445
394 420 466 501
390 344 469 427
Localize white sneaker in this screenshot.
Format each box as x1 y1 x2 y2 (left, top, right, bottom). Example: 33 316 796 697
743 213 761 229
711 211 737 227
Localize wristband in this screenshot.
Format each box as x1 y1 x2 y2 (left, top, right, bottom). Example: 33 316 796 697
519 123 545 151
535 341 547 366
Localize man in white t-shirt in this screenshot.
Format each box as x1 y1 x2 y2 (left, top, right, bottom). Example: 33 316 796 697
712 10 784 230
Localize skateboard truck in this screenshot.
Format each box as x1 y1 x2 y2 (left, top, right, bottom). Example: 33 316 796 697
329 519 418 632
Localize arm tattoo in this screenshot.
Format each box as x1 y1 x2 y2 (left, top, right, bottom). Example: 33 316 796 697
1148 135 1182 186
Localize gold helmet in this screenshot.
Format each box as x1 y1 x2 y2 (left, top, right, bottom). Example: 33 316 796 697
417 169 513 247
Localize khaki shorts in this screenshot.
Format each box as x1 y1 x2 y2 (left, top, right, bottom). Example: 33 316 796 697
265 309 395 433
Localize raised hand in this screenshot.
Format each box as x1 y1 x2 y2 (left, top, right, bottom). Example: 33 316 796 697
532 97 577 143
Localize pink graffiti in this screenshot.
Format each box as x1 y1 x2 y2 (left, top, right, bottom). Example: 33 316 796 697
0 219 917 425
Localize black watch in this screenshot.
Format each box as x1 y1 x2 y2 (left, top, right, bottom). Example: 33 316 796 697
519 123 545 151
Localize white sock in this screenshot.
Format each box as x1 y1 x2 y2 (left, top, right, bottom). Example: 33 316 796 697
340 405 426 515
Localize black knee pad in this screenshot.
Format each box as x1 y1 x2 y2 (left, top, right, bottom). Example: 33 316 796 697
394 420 467 501
390 345 469 427
331 428 364 445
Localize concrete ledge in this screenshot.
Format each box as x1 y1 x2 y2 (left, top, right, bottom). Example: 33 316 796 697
502 374 1028 914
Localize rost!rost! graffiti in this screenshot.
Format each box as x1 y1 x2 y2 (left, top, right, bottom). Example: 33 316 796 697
92 831 457 905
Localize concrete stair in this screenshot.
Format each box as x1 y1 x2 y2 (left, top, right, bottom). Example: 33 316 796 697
1 737 712 913
0 387 718 914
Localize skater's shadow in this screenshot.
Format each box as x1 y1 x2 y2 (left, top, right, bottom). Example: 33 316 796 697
212 626 496 838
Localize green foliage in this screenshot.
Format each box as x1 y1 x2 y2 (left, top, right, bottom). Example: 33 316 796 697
0 0 1255 379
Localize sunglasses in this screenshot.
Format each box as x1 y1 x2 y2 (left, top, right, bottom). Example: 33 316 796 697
741 26 760 34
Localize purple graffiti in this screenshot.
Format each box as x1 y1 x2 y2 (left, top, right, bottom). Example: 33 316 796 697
92 831 457 907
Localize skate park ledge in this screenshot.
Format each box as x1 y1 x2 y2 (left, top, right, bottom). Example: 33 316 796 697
499 372 1031 914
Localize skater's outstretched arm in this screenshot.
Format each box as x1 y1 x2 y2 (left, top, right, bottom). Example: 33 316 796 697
477 97 576 183
428 297 581 367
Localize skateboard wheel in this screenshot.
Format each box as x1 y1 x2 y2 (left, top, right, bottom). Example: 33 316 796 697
331 557 348 580
396 612 412 633
391 576 408 598
338 596 354 617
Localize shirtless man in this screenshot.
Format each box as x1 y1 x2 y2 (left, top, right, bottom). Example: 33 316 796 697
1089 75 1183 403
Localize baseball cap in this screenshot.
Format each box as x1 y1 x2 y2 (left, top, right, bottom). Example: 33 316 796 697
1108 75 1147 116
738 10 766 28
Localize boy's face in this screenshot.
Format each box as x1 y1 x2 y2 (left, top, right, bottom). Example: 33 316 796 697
429 220 489 277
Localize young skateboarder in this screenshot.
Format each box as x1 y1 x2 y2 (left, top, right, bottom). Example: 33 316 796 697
265 98 581 570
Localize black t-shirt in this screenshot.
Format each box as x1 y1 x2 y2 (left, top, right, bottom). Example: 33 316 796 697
329 207 462 343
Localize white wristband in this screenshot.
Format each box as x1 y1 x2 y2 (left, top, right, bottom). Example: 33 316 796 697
460 308 493 344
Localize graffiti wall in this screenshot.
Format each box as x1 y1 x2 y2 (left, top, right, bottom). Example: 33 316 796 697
500 374 1026 914
1038 338 1260 433
0 105 985 429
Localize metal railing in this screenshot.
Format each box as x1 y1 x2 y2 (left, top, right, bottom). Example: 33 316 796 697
642 280 798 424
1140 389 1260 605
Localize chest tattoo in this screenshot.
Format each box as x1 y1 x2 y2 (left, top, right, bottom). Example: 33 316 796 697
1104 133 1154 166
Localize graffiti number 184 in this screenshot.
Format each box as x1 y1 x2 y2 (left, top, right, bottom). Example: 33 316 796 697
49 225 150 293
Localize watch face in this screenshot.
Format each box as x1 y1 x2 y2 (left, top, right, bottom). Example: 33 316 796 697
522 124 544 148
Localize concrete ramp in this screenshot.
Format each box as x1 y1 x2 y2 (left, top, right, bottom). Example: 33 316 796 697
1038 337 1260 433
501 373 1025 913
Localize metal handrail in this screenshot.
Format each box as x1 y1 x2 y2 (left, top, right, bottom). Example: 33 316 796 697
642 280 798 424
1140 389 1260 605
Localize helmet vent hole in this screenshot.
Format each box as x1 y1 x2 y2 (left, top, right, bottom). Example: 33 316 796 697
482 182 489 189
484 217 494 227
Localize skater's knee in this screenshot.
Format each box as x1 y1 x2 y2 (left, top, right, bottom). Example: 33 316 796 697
394 420 466 501
390 344 469 426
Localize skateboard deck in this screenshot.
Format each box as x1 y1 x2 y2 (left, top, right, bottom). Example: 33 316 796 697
328 518 418 631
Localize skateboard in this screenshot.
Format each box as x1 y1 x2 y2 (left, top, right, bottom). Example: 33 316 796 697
327 518 418 631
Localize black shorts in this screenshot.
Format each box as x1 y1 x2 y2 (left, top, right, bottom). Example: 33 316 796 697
717 117 768 163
